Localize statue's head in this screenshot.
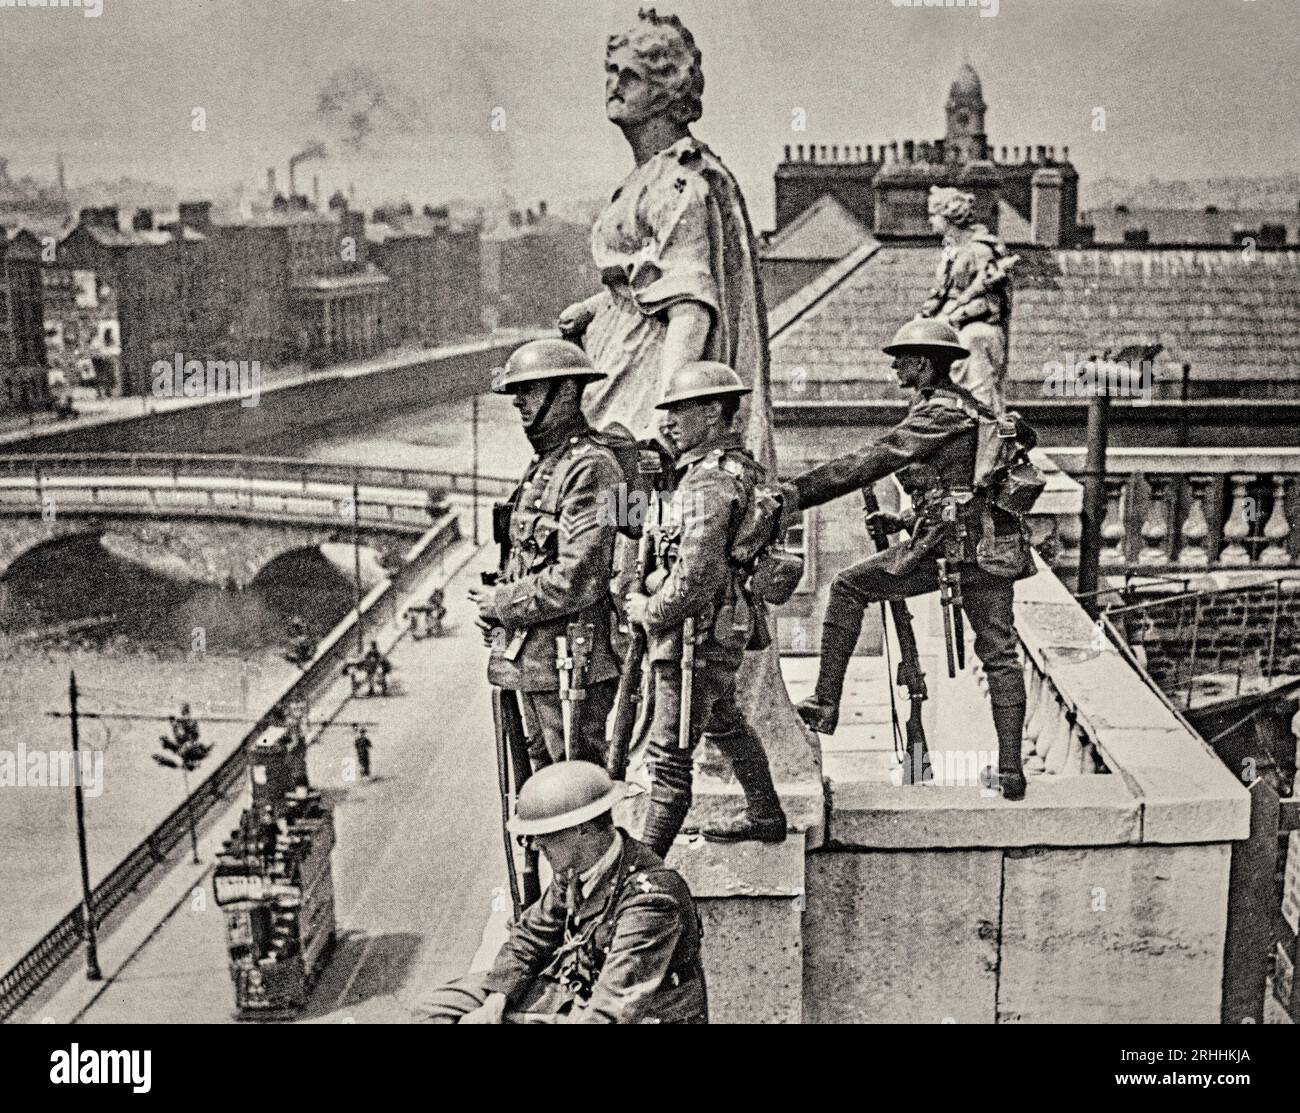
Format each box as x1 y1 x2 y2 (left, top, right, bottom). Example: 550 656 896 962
605 8 704 129
927 186 976 233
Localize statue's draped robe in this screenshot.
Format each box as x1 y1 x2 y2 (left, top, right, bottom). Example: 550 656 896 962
581 136 806 785
583 137 774 474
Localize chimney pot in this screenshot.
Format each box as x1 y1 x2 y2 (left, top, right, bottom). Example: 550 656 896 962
796 144 804 160
132 208 153 232
1037 145 1047 163
784 144 792 162
902 140 914 163
1062 145 1070 162
1000 146 1007 162
1048 146 1056 163
267 168 277 195
808 146 816 162
820 145 828 160
890 141 899 162
831 145 839 161
866 145 874 162
854 145 862 161
1031 167 1064 246
1013 147 1020 162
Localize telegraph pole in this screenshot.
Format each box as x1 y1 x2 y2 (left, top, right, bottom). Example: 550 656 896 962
471 393 480 545
67 672 102 981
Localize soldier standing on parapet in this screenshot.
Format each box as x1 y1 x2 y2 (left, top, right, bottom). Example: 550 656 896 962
919 186 1016 418
781 320 1036 801
624 362 788 854
469 339 624 769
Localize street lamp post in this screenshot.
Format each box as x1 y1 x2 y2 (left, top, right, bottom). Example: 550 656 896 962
353 475 364 656
67 672 102 981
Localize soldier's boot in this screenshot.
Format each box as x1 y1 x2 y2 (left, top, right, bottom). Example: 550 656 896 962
640 799 692 860
794 618 858 735
990 700 1027 801
700 728 788 844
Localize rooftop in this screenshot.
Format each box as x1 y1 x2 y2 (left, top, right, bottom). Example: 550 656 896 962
771 242 1300 399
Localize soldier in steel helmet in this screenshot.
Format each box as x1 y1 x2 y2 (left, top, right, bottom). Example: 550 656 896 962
469 339 625 769
780 320 1035 801
417 761 707 1024
623 361 789 854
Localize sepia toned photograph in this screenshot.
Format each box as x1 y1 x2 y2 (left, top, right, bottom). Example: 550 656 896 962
1 0 1297 1072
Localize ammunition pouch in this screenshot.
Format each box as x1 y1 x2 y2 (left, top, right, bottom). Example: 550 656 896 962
492 500 515 546
750 549 804 605
974 508 1033 579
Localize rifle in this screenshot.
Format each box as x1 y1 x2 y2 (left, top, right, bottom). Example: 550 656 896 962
937 489 972 677
607 502 655 780
558 623 594 761
862 486 933 786
678 618 696 750
491 686 540 916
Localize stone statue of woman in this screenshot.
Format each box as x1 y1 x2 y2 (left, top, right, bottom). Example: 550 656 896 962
556 7 813 835
556 7 773 472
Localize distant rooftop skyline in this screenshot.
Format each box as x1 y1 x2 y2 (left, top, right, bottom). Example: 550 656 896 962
1 0 1297 231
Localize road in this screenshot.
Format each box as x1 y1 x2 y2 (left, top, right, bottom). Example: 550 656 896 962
61 547 511 1023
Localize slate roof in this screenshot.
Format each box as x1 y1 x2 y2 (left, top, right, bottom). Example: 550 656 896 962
762 193 873 261
771 244 1300 401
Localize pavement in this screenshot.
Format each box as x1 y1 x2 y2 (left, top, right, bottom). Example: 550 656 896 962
18 529 511 1024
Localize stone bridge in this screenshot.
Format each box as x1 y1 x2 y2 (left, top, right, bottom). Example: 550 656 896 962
0 454 457 587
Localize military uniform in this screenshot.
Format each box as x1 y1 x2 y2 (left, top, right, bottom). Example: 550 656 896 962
919 225 1013 416
789 380 1034 790
419 831 707 1024
639 429 786 855
488 413 623 767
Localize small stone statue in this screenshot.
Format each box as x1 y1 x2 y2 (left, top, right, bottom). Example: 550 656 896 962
919 185 1017 416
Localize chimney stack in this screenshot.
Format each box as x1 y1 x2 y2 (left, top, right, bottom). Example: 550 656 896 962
1031 168 1064 246
178 201 212 233
866 145 874 162
1037 145 1047 163
313 175 320 208
784 144 792 161
267 168 277 196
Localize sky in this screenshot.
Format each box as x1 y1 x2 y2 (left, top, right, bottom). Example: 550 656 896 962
0 0 1297 229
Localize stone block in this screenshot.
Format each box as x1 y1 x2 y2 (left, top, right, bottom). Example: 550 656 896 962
803 849 1000 1023
671 835 805 1024
827 773 1140 849
1091 726 1249 844
998 843 1230 1023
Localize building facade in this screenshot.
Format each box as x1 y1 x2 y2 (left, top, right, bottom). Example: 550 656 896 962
0 226 50 414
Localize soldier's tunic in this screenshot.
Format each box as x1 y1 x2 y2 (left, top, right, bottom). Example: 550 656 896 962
641 431 775 816
919 224 1012 416
488 414 623 766
419 832 707 1024
790 384 1034 714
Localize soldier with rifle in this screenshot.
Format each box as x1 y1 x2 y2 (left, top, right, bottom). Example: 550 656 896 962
781 319 1036 800
624 362 788 854
470 338 624 772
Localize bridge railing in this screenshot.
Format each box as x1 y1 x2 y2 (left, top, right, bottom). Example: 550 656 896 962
0 453 517 500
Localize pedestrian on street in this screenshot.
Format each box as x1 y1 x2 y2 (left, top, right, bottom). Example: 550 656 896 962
353 725 373 779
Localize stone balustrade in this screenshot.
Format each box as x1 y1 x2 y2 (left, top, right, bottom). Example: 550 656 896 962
1047 448 1300 575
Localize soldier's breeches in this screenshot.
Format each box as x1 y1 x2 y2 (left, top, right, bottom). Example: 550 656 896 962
813 570 872 706
646 662 750 810
519 679 618 767
416 973 572 1023
829 552 1026 731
